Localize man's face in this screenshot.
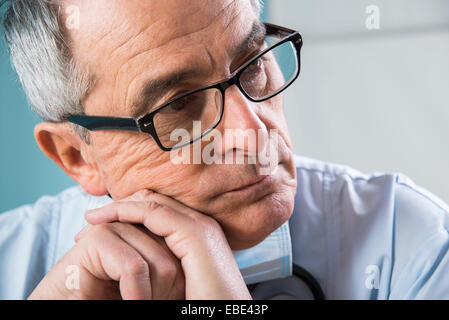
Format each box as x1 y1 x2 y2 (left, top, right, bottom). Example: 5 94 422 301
65 0 297 249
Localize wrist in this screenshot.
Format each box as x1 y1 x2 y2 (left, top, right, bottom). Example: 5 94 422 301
182 239 251 299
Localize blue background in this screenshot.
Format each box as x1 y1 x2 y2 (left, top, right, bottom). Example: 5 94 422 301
0 39 75 213
0 2 270 213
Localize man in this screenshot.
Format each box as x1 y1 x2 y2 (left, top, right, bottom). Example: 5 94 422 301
1 0 448 300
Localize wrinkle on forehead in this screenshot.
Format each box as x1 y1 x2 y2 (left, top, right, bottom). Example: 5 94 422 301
65 0 234 70
99 0 238 68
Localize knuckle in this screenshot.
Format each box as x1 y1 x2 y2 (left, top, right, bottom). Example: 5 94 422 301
195 214 220 231
131 189 154 201
158 259 178 281
88 223 114 237
143 199 161 211
158 259 185 298
140 189 154 197
196 217 224 241
123 256 149 277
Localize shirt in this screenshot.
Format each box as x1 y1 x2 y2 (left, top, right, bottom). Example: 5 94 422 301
0 154 448 299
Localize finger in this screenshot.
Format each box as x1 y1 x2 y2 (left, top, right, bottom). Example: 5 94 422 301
133 224 185 280
84 201 201 260
140 191 200 219
85 189 203 227
85 201 187 238
134 224 173 253
78 225 152 300
76 190 155 243
103 190 200 221
111 223 185 299
118 189 155 202
114 189 184 213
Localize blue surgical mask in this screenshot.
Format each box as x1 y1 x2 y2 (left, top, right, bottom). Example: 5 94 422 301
85 194 293 285
233 222 292 285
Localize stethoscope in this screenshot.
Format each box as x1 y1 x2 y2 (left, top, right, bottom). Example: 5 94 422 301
248 264 326 300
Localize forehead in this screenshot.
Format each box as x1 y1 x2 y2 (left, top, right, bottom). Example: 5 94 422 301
66 0 259 75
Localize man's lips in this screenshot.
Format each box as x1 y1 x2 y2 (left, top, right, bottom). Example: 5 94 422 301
203 159 284 202
225 175 269 194
220 173 279 202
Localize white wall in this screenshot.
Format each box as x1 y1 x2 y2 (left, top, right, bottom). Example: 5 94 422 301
269 0 449 203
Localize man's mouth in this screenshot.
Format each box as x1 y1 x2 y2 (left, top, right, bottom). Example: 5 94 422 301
225 175 270 194
220 170 279 202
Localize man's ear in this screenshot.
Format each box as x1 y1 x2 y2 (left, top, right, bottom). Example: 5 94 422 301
34 122 108 196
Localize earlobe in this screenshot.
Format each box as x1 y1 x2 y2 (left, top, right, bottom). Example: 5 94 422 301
34 122 108 196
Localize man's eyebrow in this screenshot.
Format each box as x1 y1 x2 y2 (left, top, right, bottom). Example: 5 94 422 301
131 68 199 117
130 21 266 118
232 20 266 58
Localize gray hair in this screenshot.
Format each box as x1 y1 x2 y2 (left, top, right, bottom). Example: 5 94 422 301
1 0 92 141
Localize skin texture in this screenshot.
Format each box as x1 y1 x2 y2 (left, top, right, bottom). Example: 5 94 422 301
31 0 298 299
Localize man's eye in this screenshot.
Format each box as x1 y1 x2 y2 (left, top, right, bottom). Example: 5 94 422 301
162 95 196 114
170 99 188 112
248 58 263 72
245 56 268 76
241 57 267 84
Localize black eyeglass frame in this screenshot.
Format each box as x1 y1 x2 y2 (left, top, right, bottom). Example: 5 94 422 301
67 22 303 151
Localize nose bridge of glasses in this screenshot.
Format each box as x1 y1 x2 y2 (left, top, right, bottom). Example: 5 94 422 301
217 73 238 93
216 71 256 104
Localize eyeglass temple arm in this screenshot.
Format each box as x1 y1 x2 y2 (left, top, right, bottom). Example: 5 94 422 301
67 115 140 132
264 22 296 37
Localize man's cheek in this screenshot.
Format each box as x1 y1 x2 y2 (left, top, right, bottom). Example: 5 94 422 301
92 142 166 195
122 161 202 200
144 164 196 193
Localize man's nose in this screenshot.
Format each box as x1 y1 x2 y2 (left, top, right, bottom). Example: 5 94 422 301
214 85 269 157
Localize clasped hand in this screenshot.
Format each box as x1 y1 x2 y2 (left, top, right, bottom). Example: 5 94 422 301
28 190 251 300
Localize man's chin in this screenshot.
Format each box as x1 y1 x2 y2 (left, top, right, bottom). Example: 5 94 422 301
219 189 295 250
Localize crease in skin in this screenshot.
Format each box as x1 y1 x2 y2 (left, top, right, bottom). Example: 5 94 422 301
64 6 122 69
102 139 160 185
149 0 238 54
93 139 135 183
108 20 159 59
113 1 235 71
222 5 243 36
202 46 218 84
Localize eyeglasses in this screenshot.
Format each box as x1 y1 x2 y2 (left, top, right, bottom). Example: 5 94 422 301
67 23 303 151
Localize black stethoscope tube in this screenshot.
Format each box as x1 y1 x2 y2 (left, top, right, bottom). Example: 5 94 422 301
293 264 326 300
248 264 326 300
